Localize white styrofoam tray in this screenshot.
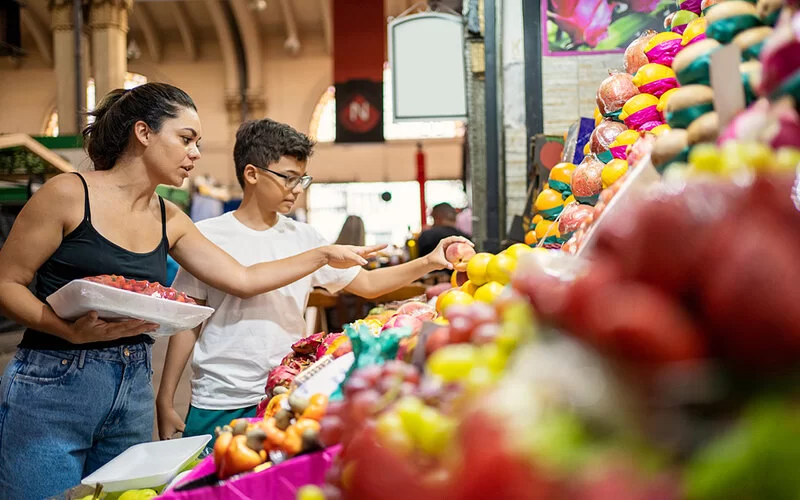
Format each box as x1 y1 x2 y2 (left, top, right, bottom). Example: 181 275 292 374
81 435 212 492
47 279 215 337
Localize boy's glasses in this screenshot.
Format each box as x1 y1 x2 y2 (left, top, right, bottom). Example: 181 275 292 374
254 165 313 190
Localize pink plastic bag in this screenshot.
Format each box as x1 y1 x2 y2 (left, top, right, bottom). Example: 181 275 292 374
160 445 341 500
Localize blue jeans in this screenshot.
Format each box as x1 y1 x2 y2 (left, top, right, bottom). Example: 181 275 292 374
0 344 154 500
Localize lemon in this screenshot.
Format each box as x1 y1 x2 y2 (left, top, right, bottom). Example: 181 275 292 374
601 159 629 188
436 289 474 314
466 252 494 286
460 280 479 296
473 281 505 303
486 253 517 285
503 243 534 261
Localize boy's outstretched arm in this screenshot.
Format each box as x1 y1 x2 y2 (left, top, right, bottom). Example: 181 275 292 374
345 236 472 299
156 306 204 440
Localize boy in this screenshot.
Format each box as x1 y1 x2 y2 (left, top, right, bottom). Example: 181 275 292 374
157 119 469 440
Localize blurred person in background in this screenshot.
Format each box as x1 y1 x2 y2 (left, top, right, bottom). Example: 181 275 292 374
455 206 472 237
335 215 366 247
417 202 470 257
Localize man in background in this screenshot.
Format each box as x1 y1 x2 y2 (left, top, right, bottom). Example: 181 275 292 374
417 203 470 257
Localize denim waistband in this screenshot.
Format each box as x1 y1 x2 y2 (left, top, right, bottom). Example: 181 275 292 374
18 343 150 364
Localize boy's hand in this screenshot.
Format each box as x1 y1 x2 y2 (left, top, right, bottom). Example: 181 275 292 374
156 402 186 440
323 244 387 269
425 236 474 270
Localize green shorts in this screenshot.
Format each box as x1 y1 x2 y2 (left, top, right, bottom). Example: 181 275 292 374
183 404 258 447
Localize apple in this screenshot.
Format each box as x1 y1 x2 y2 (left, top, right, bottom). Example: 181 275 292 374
444 242 476 272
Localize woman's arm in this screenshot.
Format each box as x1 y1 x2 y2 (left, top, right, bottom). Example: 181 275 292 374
0 175 157 342
168 208 384 299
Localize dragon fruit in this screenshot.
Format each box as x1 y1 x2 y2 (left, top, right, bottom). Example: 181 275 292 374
316 333 343 359
280 352 315 372
265 365 299 395
291 332 325 354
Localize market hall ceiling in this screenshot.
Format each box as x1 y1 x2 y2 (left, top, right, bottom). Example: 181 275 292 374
16 0 462 66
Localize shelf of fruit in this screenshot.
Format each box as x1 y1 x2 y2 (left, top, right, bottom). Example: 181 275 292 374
524 0 800 259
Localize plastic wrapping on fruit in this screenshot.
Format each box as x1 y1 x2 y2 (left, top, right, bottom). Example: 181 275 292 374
596 72 640 119
571 156 605 205
624 30 658 74
589 119 629 154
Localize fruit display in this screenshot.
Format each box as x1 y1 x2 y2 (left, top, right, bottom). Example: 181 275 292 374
83 275 197 304
214 393 329 480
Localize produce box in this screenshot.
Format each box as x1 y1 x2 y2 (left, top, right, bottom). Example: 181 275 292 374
161 445 341 500
47 278 214 336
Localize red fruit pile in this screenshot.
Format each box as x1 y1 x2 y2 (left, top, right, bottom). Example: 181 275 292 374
425 302 500 355
514 173 800 373
83 275 196 304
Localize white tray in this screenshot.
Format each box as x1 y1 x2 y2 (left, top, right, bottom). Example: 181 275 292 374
47 280 215 337
81 435 212 492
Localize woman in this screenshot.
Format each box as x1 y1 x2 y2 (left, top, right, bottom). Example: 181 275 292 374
0 83 381 500
335 215 366 246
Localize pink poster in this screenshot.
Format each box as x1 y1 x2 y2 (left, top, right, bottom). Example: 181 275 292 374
543 0 679 56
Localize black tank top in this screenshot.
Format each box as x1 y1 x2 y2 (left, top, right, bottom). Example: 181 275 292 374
20 173 169 350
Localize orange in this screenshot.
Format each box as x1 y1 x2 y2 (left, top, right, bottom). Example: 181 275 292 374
524 231 537 246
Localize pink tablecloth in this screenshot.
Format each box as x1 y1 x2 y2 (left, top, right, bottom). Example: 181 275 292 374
159 445 340 500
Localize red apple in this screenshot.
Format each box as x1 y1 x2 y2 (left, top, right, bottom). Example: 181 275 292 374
444 242 476 272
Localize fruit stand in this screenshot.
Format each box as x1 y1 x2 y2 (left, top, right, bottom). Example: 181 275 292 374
66 0 800 498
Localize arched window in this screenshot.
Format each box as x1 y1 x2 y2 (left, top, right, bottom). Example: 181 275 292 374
309 65 465 142
45 72 148 137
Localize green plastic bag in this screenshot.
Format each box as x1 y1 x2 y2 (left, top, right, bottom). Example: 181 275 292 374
330 323 412 400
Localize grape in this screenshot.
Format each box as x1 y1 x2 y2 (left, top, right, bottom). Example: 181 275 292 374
466 302 499 326
349 389 381 424
394 396 425 432
356 364 383 385
775 147 800 171
297 485 325 500
322 484 343 500
401 363 421 384
376 411 405 439
399 381 418 397
319 415 344 446
466 365 496 394
479 343 508 374
449 316 474 344
412 406 456 456
325 400 345 417
427 344 479 383
471 323 501 345
343 376 371 397
689 143 723 173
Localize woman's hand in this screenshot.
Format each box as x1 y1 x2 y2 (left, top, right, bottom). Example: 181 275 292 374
69 311 159 344
425 236 474 270
322 244 387 269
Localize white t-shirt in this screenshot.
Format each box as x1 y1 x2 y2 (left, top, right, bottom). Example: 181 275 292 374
172 212 359 410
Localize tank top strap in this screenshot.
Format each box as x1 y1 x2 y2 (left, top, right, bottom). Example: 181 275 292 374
158 195 168 244
73 172 92 223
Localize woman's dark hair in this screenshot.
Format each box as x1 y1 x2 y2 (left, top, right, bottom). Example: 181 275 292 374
233 118 315 188
82 82 196 171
